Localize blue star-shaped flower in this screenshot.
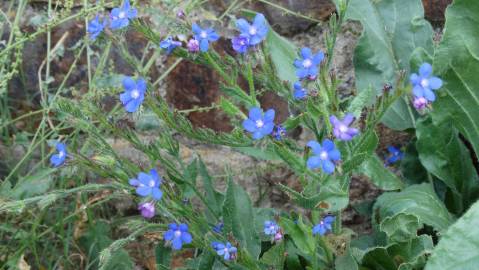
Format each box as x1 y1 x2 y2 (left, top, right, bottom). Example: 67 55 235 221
87 15 107 40
109 0 137 30
242 107 275 140
307 139 341 174
385 146 403 166
264 220 280 236
160 36 182 54
211 241 237 261
235 13 268 46
50 142 67 167
330 113 359 141
119 76 146 112
129 169 163 200
293 81 307 100
294 47 324 80
410 63 443 102
192 23 219 52
312 215 335 236
163 223 193 250
231 35 250 54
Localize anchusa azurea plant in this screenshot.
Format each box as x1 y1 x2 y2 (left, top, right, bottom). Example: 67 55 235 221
7 0 479 269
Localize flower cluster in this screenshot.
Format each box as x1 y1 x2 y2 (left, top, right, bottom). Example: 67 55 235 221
385 146 403 166
87 0 137 40
410 63 443 110
264 220 283 242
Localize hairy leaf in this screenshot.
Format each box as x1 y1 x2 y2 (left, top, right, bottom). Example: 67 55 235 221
357 154 404 190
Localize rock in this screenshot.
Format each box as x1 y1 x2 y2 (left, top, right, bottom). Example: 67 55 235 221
252 0 336 36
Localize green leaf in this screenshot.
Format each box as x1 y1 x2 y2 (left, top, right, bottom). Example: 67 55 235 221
361 235 433 270
338 0 433 130
266 27 298 84
432 0 479 158
9 168 56 199
198 158 222 218
347 86 376 118
380 213 421 243
273 144 306 175
425 200 479 270
234 145 280 161
279 217 315 255
260 242 285 267
78 221 133 270
155 245 172 269
416 118 479 207
335 246 359 270
222 177 261 258
343 130 379 173
373 183 454 232
219 96 243 118
356 154 404 190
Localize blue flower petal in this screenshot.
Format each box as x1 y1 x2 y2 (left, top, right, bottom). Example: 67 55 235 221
429 77 443 90
248 107 262 121
307 140 322 155
328 149 341 161
242 119 257 132
236 18 250 33
163 230 174 241
151 188 163 200
136 186 151 197
312 51 324 65
423 88 436 102
300 47 312 59
252 131 265 140
321 160 335 174
181 232 192 244
322 139 335 151
419 63 432 77
171 236 183 250
263 109 275 122
199 38 209 52
307 156 322 169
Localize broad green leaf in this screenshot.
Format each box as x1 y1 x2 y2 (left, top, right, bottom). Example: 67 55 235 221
9 168 56 199
425 200 479 270
361 235 433 270
260 242 285 267
356 154 404 190
266 27 298 84
416 118 479 208
380 213 421 243
337 0 433 130
335 246 359 270
223 177 261 258
279 217 315 255
373 183 454 232
432 0 479 160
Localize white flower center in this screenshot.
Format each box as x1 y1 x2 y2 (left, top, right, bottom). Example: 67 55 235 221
420 78 429 88
224 248 229 253
118 11 126 19
270 225 276 231
302 59 312 68
131 89 140 99
200 31 207 39
58 151 65 158
148 180 155 187
249 26 257 35
174 230 182 237
255 119 264 128
319 151 328 160
339 124 348 133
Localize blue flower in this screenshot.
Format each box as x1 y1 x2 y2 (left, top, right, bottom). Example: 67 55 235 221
242 107 275 140
307 139 341 174
385 146 403 166
211 241 237 261
330 113 359 141
212 222 224 233
272 125 286 141
129 169 163 200
231 35 250 54
264 220 280 235
410 63 443 102
192 23 219 52
50 142 67 167
294 47 324 80
293 81 307 99
109 0 137 30
235 13 268 46
87 15 107 40
164 223 193 250
120 76 146 112
312 215 335 236
160 36 182 54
